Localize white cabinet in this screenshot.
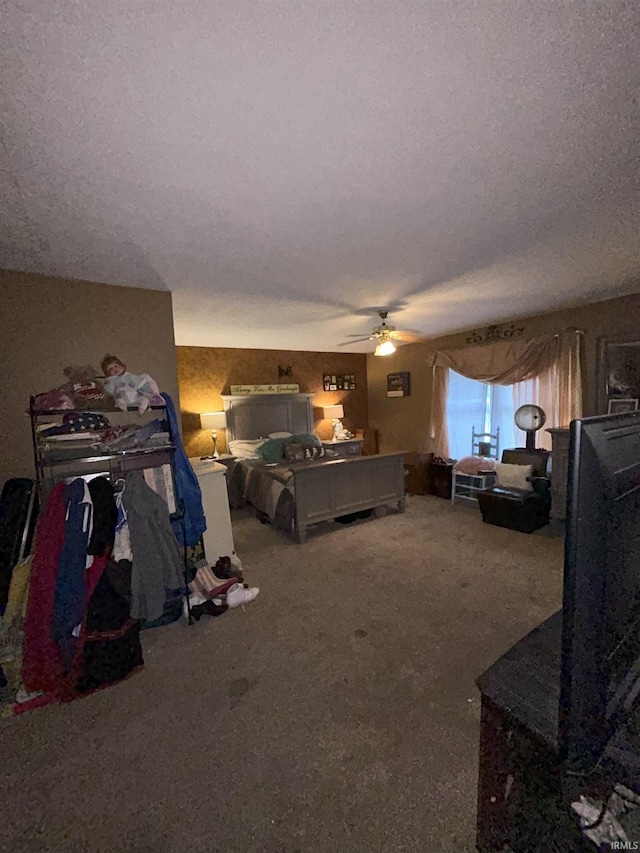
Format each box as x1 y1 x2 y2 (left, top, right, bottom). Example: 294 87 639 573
451 470 497 504
191 459 236 563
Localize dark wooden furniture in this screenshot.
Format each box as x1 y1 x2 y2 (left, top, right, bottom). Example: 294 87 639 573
425 458 454 500
403 452 434 495
476 612 640 853
354 428 379 456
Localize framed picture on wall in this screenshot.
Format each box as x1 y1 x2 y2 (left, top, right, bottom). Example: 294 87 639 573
387 372 411 397
608 398 639 414
597 337 640 414
322 373 356 391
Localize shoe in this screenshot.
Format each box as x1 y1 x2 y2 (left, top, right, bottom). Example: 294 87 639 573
215 555 244 583
190 565 239 598
183 591 207 620
223 583 260 609
190 599 228 621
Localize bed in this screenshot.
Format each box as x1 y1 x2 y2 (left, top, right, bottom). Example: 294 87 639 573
222 393 406 542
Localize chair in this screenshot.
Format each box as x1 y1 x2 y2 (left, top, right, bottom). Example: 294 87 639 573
472 425 500 459
476 449 551 534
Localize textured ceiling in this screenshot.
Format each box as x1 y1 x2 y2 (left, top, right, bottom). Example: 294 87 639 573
2 1 639 352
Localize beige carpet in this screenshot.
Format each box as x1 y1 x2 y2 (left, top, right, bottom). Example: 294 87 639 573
0 495 564 853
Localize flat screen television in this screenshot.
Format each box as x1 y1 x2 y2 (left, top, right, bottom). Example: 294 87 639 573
560 410 640 779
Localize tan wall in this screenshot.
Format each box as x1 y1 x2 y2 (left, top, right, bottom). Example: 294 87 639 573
368 291 640 454
1 269 180 485
177 346 368 458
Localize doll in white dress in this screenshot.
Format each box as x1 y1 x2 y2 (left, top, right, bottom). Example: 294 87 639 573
101 354 164 414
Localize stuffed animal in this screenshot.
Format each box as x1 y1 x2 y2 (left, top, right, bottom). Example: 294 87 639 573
30 385 75 412
62 365 115 409
30 365 113 412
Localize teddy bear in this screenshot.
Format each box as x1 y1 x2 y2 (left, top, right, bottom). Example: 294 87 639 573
30 365 115 413
62 365 116 409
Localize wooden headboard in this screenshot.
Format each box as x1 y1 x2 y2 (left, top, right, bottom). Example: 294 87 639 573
221 393 315 442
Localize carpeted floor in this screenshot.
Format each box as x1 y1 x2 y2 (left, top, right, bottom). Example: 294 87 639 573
0 495 564 853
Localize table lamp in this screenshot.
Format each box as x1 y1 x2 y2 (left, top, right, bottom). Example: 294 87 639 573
323 404 345 441
200 411 227 458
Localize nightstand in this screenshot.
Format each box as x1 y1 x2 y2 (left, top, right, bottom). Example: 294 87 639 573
196 454 237 506
210 453 236 470
190 459 236 563
321 439 364 459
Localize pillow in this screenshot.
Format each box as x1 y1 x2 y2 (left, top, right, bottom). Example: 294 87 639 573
283 440 326 462
256 437 288 463
228 438 266 459
495 462 533 491
453 456 496 475
289 433 322 448
268 431 293 439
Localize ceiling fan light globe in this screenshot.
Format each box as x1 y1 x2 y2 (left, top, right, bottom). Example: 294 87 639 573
374 340 396 356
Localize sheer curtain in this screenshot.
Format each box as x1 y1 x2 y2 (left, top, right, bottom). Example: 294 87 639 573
446 375 516 460
446 372 487 458
491 383 516 452
513 331 583 451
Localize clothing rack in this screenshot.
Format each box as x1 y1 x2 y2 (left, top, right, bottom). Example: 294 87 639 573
29 399 194 625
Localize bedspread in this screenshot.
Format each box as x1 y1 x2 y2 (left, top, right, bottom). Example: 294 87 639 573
234 460 296 531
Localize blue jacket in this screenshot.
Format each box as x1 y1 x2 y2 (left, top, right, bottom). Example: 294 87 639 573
161 393 207 548
52 479 93 671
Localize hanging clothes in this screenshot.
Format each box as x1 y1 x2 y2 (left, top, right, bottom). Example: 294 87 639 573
51 479 94 672
161 392 206 548
113 488 133 561
122 470 184 622
19 476 142 712
22 482 67 693
72 558 143 696
0 555 33 696
87 476 117 556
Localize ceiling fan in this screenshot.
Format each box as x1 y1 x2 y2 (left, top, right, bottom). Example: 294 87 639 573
339 310 424 356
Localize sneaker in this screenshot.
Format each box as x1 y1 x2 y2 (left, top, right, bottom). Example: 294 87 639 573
224 583 260 609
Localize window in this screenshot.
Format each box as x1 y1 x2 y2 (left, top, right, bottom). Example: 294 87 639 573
446 371 515 460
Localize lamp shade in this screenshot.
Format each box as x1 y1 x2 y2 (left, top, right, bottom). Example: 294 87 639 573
200 411 227 431
374 340 396 356
322 404 344 419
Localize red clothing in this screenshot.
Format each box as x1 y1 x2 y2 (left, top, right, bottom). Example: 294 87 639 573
21 483 66 692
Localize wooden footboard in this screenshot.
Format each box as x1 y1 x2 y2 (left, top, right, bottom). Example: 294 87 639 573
290 452 406 542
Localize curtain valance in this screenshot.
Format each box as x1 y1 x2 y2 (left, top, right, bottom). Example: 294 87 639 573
428 330 583 457
427 334 554 385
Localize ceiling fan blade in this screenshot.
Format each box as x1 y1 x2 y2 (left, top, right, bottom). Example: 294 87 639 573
338 337 374 346
388 329 425 343
344 333 375 338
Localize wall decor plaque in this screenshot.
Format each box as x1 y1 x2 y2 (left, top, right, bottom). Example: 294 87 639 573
387 372 411 397
230 384 300 395
465 323 524 345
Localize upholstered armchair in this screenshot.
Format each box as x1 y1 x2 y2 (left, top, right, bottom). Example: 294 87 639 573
476 449 551 534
